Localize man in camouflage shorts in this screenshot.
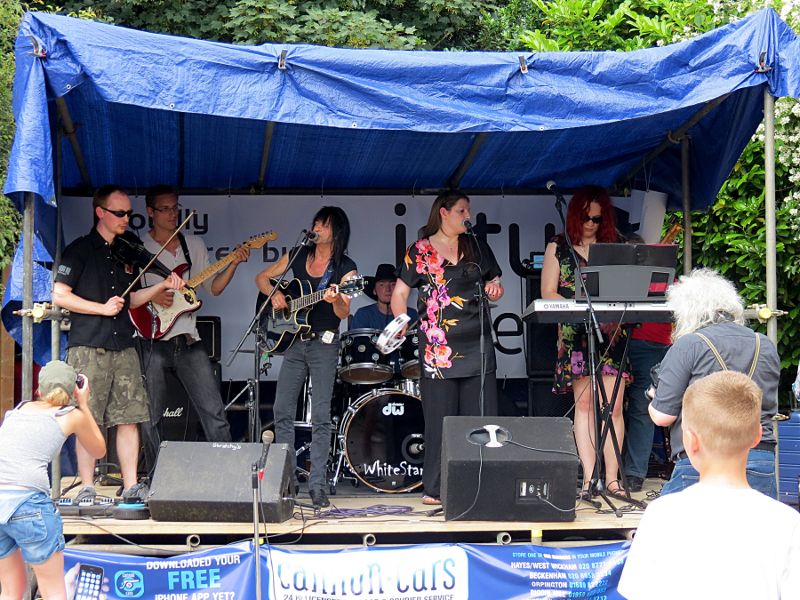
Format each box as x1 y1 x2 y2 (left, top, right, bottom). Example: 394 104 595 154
53 185 182 503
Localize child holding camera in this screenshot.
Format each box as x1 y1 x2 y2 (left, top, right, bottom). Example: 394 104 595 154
0 360 105 599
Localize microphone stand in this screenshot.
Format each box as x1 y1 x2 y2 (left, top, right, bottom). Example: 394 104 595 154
548 186 610 512
228 231 315 441
464 223 490 417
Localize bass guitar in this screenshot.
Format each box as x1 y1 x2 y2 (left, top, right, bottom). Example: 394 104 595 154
130 231 277 339
256 275 364 354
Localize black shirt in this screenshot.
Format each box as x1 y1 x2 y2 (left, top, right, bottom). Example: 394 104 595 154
399 236 501 379
289 246 357 332
55 228 139 350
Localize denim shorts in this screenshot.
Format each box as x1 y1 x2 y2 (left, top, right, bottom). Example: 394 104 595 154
0 492 65 565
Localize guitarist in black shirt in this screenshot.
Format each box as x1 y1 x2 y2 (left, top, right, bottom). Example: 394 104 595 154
256 207 358 508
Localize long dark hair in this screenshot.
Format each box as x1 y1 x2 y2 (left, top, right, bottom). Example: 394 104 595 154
311 206 350 267
420 191 475 263
565 185 619 245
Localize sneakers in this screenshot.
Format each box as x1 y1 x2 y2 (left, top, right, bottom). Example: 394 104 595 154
75 485 97 505
121 482 150 504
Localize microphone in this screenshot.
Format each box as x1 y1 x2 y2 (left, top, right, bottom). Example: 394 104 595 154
257 430 275 477
463 219 476 235
546 180 567 207
301 229 319 245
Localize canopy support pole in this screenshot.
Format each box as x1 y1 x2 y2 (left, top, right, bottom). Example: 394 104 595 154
681 137 692 274
447 133 488 189
56 97 92 190
617 94 730 191
21 193 34 404
51 130 64 499
257 122 276 191
764 88 777 344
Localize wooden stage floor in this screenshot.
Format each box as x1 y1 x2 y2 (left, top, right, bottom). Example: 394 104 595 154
59 477 663 552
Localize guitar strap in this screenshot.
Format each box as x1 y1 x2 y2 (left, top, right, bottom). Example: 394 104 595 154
177 233 192 276
316 260 335 291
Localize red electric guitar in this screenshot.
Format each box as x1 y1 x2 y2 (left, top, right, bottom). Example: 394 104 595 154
130 231 276 339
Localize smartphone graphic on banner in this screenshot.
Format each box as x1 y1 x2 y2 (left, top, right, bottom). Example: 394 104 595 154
75 564 104 600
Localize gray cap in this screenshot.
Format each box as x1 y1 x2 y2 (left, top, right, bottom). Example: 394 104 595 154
38 360 77 397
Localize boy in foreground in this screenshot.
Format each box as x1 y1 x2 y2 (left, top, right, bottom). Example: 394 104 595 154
618 371 800 600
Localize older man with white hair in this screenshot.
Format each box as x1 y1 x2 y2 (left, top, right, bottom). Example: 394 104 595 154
649 268 779 498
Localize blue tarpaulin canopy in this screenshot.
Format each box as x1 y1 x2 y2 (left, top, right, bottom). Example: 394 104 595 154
3 8 800 364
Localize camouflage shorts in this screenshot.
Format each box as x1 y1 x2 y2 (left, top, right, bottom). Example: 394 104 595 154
66 346 150 428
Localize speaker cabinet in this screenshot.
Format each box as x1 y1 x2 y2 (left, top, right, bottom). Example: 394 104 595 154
442 416 578 522
149 441 294 523
196 316 221 362
528 377 574 419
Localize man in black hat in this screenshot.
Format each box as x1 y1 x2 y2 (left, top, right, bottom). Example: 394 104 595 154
351 263 417 330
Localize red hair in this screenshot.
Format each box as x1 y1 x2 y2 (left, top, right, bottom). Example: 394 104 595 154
565 185 619 245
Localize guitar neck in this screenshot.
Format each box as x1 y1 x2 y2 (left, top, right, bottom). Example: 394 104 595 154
288 286 336 312
185 252 239 289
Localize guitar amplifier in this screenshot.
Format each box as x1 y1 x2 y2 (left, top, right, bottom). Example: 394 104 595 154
196 316 221 362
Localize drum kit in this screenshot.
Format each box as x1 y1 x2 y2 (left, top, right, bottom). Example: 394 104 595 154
294 326 425 494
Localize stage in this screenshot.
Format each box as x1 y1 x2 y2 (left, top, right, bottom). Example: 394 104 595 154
59 477 661 553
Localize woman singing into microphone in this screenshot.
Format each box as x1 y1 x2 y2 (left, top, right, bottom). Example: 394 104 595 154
391 192 503 506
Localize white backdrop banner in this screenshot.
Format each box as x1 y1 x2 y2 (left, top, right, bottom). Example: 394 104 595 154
61 193 659 380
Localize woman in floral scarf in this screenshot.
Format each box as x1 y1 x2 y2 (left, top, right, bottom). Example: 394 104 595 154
540 185 630 498
392 192 503 505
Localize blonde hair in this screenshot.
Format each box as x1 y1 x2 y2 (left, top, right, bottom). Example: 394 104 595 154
40 388 71 407
668 268 745 342
682 371 761 458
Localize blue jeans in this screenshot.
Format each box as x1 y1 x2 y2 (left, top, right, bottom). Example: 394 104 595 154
623 339 669 479
660 449 777 498
273 335 339 491
0 492 64 565
138 336 231 474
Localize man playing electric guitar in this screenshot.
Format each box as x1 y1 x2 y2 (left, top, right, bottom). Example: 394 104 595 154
256 206 358 509
138 185 250 475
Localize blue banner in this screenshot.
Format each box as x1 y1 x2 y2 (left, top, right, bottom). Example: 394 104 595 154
63 541 628 599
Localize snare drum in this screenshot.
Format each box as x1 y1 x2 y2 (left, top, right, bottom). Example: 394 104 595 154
339 329 393 385
398 329 420 379
340 388 424 492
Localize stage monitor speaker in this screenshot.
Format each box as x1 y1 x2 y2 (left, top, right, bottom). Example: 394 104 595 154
149 441 294 523
442 416 578 522
196 316 221 362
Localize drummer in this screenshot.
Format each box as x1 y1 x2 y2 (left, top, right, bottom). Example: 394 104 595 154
350 263 418 378
351 263 417 330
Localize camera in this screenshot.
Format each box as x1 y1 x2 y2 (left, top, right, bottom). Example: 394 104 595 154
645 362 662 401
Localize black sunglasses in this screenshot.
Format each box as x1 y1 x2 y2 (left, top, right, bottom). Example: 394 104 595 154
581 214 603 224
100 206 134 219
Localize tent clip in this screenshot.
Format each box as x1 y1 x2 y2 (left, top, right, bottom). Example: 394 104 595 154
518 56 528 74
667 130 683 145
29 36 47 59
278 50 288 71
756 51 772 73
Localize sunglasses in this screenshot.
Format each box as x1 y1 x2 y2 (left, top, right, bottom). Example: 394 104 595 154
581 215 603 224
152 203 182 214
100 206 134 219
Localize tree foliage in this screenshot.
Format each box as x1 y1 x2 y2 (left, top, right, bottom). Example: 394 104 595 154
0 0 24 284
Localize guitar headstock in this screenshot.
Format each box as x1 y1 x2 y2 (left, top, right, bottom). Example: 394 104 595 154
244 231 278 250
337 275 365 299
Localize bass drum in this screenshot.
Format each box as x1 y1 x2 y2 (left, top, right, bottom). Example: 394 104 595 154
341 388 424 492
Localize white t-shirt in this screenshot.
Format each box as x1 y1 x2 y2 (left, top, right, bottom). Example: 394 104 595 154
618 482 800 600
141 232 214 341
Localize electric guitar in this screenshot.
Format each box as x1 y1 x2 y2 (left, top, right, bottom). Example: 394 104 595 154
256 275 364 354
130 231 277 339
